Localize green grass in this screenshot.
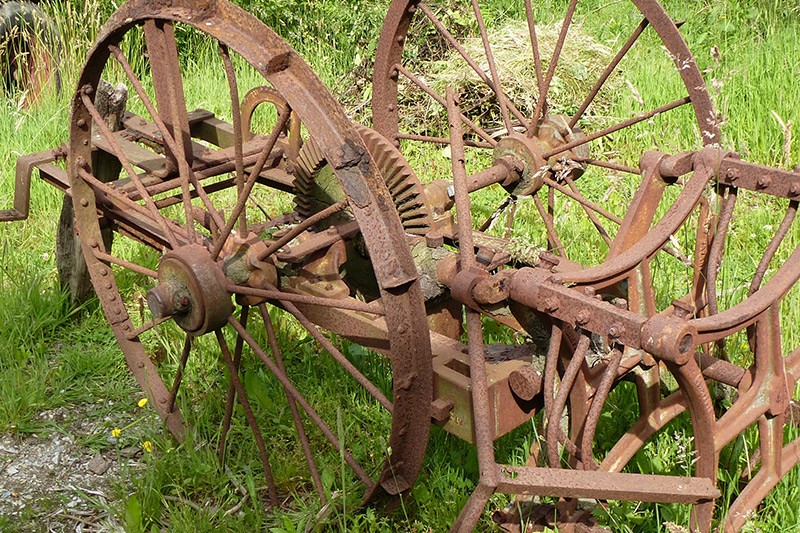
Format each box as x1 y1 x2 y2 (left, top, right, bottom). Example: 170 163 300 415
0 0 799 531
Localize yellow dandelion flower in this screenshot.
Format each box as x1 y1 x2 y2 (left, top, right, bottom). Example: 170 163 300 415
142 441 153 453
137 398 148 408
111 428 122 438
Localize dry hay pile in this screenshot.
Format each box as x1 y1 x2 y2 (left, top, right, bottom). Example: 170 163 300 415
399 20 624 136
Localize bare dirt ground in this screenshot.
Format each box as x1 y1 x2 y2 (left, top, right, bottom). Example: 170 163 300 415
0 404 147 532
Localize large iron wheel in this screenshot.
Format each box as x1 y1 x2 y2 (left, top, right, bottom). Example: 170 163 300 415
67 0 432 508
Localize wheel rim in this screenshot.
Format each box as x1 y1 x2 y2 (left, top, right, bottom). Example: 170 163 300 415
67 0 432 504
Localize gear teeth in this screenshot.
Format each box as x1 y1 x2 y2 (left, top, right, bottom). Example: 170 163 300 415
293 125 434 234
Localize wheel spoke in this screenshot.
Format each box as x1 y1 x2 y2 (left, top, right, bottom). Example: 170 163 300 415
219 43 248 235
543 96 692 159
570 18 650 128
395 133 493 149
218 306 249 465
228 316 374 488
523 0 544 91
533 193 566 256
216 328 279 506
749 200 798 296
561 173 613 245
167 335 192 413
394 63 497 145
258 305 327 501
227 285 384 315
209 104 293 260
142 20 198 243
91 249 157 278
109 44 222 242
80 91 180 248
530 0 579 136
417 3 528 127
470 0 512 133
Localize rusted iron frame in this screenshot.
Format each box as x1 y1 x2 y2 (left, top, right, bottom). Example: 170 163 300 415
108 43 225 240
0 148 64 222
216 328 279 506
448 88 499 531
81 90 181 248
258 304 327 502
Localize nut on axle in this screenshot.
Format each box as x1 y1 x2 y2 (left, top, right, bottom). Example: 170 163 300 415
146 244 233 336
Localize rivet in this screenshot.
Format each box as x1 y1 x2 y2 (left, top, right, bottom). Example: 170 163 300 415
88 239 99 248
757 176 772 188
159 398 167 404
790 182 800 196
397 324 407 334
137 362 145 368
80 198 89 207
575 310 591 326
99 268 108 276
82 140 89 146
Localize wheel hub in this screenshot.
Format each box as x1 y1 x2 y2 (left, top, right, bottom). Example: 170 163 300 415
493 115 589 196
147 244 233 335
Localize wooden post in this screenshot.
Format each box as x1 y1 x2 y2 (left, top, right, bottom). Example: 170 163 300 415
57 79 128 304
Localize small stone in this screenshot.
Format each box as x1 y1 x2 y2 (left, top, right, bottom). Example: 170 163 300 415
87 454 112 475
6 465 18 476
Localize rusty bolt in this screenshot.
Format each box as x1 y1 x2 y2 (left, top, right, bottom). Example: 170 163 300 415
426 232 443 248
613 298 628 310
76 118 86 128
583 286 596 297
537 252 560 271
575 310 591 326
508 366 543 401
608 323 624 338
757 176 772 189
672 299 695 319
543 297 559 313
431 398 454 422
80 198 89 207
790 182 800 196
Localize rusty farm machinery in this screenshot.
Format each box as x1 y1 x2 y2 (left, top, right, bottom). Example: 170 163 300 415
2 0 800 530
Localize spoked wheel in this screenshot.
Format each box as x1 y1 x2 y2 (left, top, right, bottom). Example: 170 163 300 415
374 0 726 529
374 0 719 267
68 0 431 509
